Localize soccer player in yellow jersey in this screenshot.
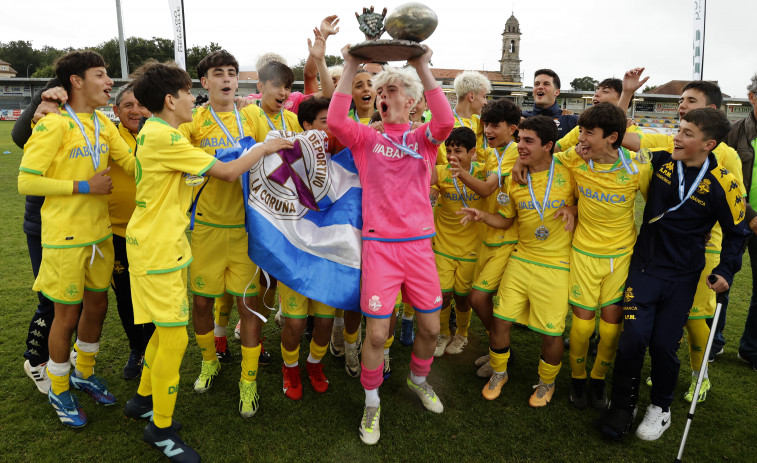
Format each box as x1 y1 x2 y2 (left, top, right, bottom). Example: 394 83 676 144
555 78 643 152
556 103 652 410
437 71 491 165
178 50 269 418
430 127 488 356
123 61 291 461
447 98 521 370
18 51 136 427
458 116 577 407
620 73 746 403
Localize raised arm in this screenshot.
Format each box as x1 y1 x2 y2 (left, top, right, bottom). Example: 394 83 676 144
307 28 334 99
408 47 454 143
618 67 649 112
327 44 365 145
206 137 293 182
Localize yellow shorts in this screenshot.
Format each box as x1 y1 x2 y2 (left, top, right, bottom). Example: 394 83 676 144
33 237 115 304
434 251 477 296
131 267 191 327
494 257 570 336
472 242 515 293
279 283 335 318
690 252 719 319
189 225 259 297
568 249 631 310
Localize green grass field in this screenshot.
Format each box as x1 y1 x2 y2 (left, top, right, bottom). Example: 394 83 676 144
1 119 756 462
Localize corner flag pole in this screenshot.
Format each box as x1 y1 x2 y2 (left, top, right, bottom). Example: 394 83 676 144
115 0 128 78
692 0 706 80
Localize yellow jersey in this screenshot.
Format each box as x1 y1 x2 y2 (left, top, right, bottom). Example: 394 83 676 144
481 141 520 246
555 147 653 258
108 123 138 237
499 161 576 269
125 117 217 275
19 109 134 248
432 162 488 260
436 112 487 165
178 106 258 227
640 134 745 253
246 105 303 142
557 123 644 152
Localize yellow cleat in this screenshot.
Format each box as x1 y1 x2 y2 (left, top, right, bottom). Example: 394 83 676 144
529 379 555 407
482 371 508 400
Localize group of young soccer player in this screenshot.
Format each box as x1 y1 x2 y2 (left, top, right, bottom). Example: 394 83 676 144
15 14 753 462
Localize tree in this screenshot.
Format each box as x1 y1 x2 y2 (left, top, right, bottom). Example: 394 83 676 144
291 54 344 80
570 76 599 91
0 40 40 75
94 37 175 77
186 42 223 79
31 65 56 78
642 85 659 93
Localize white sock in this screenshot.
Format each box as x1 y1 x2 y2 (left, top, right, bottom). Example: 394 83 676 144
402 314 413 321
410 371 425 385
693 369 709 380
334 317 344 327
284 360 299 368
307 353 320 364
364 388 380 407
75 339 98 353
383 348 390 355
214 323 227 337
46 359 70 377
346 341 357 353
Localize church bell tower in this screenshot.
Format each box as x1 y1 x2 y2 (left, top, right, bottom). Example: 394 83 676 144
499 13 522 83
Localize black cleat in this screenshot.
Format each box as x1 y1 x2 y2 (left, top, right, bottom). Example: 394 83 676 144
143 422 200 462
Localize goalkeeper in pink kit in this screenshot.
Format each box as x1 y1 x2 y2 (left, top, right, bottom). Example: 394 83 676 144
327 44 454 445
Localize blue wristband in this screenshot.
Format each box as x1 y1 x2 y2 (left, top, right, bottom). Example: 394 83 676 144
79 181 90 194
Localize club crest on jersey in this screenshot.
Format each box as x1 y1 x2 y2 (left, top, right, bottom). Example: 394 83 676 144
248 130 331 220
624 287 634 303
369 295 382 312
697 179 711 195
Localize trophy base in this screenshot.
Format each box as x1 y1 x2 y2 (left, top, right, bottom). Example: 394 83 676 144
348 40 426 63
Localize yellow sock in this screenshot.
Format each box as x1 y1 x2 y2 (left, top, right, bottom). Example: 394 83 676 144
383 335 394 350
309 339 327 361
241 344 262 382
138 331 159 397
47 367 70 395
568 314 595 380
214 292 234 327
538 359 562 385
344 327 359 344
195 331 217 362
489 348 511 373
686 318 709 372
151 326 189 428
403 304 415 317
74 342 97 379
281 343 299 367
439 305 452 336
456 309 472 338
590 319 622 380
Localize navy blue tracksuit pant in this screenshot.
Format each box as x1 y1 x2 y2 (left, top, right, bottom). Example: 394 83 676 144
613 266 698 410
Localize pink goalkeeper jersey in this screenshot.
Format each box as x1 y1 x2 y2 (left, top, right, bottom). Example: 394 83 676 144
328 87 454 241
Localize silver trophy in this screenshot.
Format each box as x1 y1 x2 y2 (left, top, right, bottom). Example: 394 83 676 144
349 3 438 62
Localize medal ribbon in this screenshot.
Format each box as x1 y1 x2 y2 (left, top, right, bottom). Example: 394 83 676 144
452 164 475 208
588 147 639 174
494 141 513 189
526 158 556 224
64 104 100 171
263 109 287 132
209 105 244 148
453 108 471 129
381 124 422 159
649 158 710 223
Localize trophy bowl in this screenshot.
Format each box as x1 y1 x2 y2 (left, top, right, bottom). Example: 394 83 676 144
349 3 437 63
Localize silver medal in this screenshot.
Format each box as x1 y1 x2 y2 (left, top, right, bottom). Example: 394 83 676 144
497 192 510 206
185 174 205 186
535 225 550 241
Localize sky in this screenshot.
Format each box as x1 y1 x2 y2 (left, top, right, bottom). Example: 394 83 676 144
1 0 754 97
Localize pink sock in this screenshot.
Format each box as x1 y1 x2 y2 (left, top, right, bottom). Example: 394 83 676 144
410 352 433 377
360 362 384 391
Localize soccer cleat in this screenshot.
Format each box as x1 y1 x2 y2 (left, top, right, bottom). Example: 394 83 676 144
193 360 220 393
123 349 145 380
359 405 381 445
476 362 493 378
529 380 555 408
482 371 508 400
400 318 415 346
445 334 468 355
48 388 87 428
124 394 183 430
306 361 329 393
282 365 303 400
589 378 609 410
259 338 272 366
684 376 711 403
24 359 51 394
382 352 391 380
239 379 260 418
70 373 117 405
433 334 450 357
635 404 671 441
329 325 345 357
234 320 241 340
569 378 588 409
345 345 361 378
406 376 444 413
214 337 232 364
143 422 201 463
708 345 724 362
645 376 653 387
598 406 636 441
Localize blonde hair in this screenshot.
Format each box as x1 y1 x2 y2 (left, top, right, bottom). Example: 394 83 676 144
328 65 344 78
453 70 491 99
255 53 287 70
372 66 423 107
